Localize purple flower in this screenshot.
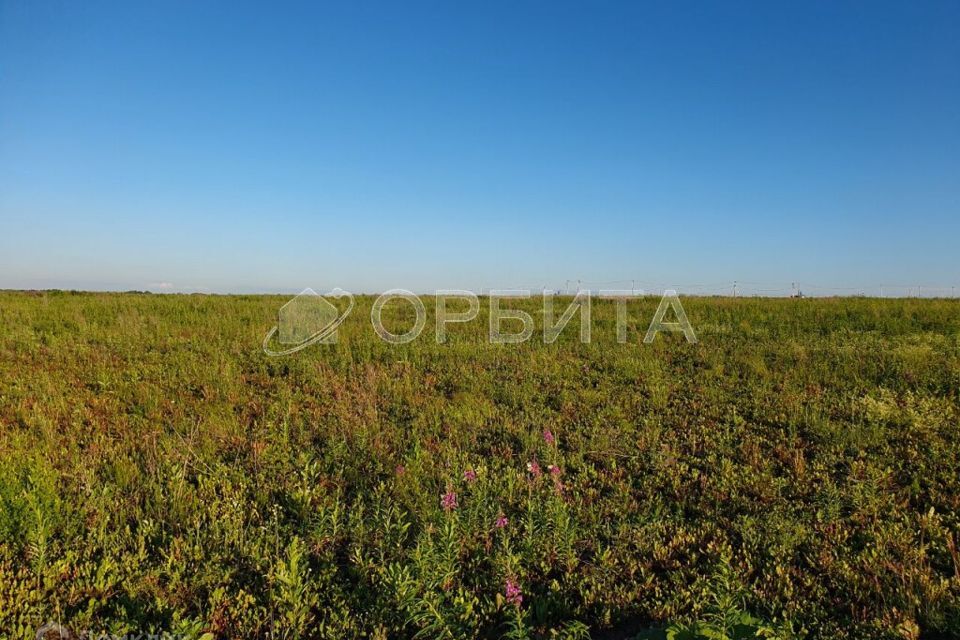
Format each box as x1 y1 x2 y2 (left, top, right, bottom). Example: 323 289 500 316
464 469 477 482
526 461 542 477
505 578 523 606
548 464 561 477
441 491 458 511
543 429 555 445
495 514 509 529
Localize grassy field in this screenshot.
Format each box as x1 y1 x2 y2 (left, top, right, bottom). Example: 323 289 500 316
1 291 959 639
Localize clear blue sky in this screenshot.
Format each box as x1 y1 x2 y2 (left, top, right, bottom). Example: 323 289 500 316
1 1 958 294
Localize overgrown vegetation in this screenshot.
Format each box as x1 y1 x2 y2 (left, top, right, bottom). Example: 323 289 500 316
1 291 958 639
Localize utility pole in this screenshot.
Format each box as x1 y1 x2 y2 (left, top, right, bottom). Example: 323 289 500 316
631 279 635 296
733 281 738 298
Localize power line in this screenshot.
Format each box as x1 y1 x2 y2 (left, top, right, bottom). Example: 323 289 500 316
480 280 960 298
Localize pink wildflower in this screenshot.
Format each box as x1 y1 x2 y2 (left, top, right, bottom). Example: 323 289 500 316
395 464 406 476
543 429 555 445
441 491 458 511
495 514 509 529
505 578 523 606
548 464 561 477
526 461 542 477
464 469 477 482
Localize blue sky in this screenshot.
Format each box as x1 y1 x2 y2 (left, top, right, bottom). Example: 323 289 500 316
1 1 958 294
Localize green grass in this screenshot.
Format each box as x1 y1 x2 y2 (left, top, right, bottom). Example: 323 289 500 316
1 291 959 639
